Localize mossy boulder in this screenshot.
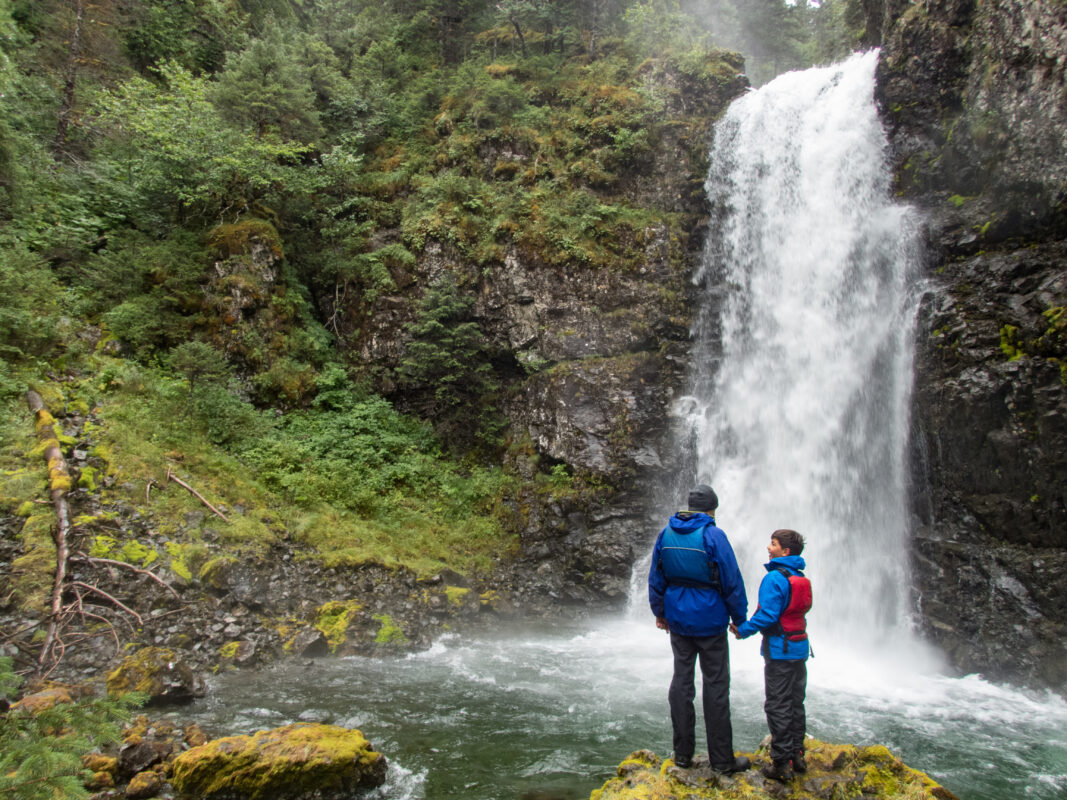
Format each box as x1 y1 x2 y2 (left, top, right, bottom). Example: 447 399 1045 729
199 556 237 592
126 769 164 799
591 741 959 800
10 685 75 713
169 723 387 800
106 647 206 706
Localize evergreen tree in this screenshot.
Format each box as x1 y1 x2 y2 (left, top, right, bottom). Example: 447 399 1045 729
210 22 324 144
397 275 503 451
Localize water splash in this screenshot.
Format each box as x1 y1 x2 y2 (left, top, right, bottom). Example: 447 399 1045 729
668 50 931 662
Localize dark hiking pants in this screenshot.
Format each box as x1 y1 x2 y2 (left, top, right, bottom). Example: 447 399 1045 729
764 657 807 764
668 631 734 766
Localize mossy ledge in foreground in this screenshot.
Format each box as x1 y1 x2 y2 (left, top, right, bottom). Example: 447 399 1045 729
593 740 960 800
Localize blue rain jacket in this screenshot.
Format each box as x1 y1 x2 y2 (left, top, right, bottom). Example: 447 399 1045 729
736 555 810 660
648 512 748 637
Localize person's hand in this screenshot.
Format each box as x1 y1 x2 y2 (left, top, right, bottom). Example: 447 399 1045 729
655 616 669 633
729 623 740 639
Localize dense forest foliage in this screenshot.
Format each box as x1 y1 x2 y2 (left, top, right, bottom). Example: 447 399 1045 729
0 0 863 581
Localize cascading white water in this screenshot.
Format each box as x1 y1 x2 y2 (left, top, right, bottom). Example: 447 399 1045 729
673 50 926 657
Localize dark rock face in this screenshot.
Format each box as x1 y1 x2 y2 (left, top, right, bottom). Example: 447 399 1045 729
341 62 747 606
872 0 1067 688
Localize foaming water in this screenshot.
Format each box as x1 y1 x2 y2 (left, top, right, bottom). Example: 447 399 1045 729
181 618 1067 799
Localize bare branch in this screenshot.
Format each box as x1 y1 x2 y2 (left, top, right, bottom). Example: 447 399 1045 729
73 552 182 599
67 590 121 653
166 468 230 522
70 581 144 626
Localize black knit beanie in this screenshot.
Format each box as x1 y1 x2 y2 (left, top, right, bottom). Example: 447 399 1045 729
688 484 718 512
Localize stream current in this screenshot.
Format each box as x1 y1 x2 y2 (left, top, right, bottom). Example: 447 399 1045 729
179 52 1067 799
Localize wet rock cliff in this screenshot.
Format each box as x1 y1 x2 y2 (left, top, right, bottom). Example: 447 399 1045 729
340 61 748 610
868 0 1066 688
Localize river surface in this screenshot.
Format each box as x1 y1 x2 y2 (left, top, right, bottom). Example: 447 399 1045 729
178 615 1067 800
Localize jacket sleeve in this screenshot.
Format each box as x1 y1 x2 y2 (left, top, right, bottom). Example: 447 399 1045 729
708 528 748 626
737 571 788 638
647 530 666 618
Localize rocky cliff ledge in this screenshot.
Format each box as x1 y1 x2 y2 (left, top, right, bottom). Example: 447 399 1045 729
869 0 1067 688
593 742 959 800
338 58 748 609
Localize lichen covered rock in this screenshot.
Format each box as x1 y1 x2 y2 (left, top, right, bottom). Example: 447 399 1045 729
106 647 206 705
591 741 959 800
169 722 387 800
10 685 75 713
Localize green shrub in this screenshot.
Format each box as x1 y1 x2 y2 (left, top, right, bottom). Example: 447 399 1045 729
0 243 64 363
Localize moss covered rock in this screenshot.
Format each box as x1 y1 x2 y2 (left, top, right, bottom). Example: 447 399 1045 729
169 723 387 800
10 685 75 713
591 741 959 800
106 647 206 705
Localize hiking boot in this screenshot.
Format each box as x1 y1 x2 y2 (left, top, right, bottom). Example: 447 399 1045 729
761 760 793 782
792 749 807 773
710 755 751 774
671 755 692 769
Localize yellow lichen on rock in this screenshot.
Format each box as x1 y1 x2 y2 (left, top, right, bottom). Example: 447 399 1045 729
591 741 960 800
199 556 236 590
82 753 119 774
313 599 362 652
445 586 470 606
170 723 387 800
11 685 74 713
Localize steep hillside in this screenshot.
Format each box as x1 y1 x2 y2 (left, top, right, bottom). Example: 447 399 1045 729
0 0 752 681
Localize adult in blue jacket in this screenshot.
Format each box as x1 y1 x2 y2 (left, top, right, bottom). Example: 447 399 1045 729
648 484 750 774
732 529 812 782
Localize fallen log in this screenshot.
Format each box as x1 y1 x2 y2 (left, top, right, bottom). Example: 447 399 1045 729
25 390 73 676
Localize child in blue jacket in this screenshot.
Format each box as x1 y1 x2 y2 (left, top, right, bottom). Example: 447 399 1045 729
732 529 812 782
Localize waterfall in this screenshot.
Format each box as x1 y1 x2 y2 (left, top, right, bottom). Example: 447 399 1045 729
670 50 928 657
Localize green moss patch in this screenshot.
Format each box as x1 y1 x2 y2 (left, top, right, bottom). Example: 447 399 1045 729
313 600 363 652
170 723 386 800
371 613 408 647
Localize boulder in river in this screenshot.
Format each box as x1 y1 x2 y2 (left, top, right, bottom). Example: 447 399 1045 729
106 646 206 705
169 722 387 800
592 741 960 799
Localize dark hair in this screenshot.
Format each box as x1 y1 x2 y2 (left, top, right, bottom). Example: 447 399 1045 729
771 529 804 556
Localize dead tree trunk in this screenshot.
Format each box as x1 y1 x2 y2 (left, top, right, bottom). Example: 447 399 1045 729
25 390 73 675
53 0 86 154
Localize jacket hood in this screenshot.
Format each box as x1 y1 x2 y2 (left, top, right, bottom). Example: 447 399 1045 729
765 555 806 573
668 511 713 534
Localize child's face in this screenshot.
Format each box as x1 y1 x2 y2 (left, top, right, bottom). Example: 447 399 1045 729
767 537 788 559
